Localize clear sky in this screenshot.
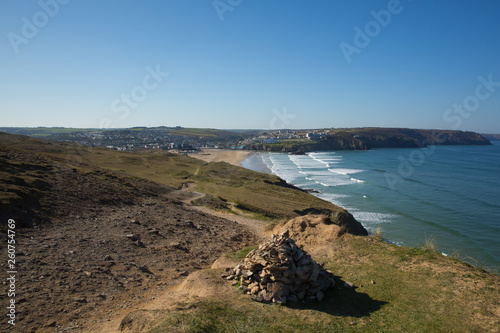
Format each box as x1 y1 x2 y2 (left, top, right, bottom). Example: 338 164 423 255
1 0 499 132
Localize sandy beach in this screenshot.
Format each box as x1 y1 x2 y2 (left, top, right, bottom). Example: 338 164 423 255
187 149 252 166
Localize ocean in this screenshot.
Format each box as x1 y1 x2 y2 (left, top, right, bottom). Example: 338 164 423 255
242 141 500 270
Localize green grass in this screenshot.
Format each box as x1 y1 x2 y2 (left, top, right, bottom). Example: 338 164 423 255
0 127 99 137
151 235 500 332
266 138 309 145
1 133 351 224
169 127 221 137
190 162 349 221
224 245 258 261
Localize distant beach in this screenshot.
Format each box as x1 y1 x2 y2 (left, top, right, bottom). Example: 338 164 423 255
187 149 251 167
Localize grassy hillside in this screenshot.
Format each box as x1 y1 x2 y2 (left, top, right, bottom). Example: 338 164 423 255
1 132 498 332
0 126 247 140
169 127 243 139
0 133 366 234
149 234 500 332
0 127 98 137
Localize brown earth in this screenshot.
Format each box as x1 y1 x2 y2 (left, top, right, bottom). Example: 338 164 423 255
269 214 344 258
0 133 363 332
0 142 258 332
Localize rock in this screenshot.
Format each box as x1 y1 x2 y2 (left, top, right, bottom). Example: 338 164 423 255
252 295 264 302
45 320 56 327
137 265 152 274
74 296 87 303
267 283 289 299
275 295 287 305
308 264 320 282
250 285 260 295
224 230 335 304
343 281 354 289
242 270 254 278
124 234 137 241
246 263 264 271
134 240 146 248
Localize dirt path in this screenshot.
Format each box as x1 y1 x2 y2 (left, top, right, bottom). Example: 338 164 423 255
177 183 266 240
188 205 267 242
179 182 206 204
89 189 267 332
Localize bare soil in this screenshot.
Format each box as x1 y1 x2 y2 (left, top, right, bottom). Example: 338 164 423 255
0 144 257 333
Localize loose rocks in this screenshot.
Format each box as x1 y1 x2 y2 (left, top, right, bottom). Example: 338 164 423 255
223 230 335 304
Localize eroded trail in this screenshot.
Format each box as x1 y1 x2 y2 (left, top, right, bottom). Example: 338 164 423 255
176 183 266 240
88 189 267 332
188 205 267 242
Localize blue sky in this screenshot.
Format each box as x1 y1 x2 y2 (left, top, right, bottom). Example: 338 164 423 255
1 0 499 132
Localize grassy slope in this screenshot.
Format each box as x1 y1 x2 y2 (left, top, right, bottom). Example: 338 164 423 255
2 133 499 331
60 148 345 221
0 127 98 137
0 133 353 224
169 127 221 137
0 126 242 140
152 235 499 333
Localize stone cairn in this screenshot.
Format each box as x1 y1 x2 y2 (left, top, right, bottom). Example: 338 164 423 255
222 230 335 304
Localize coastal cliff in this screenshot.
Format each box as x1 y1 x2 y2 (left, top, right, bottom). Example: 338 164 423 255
247 128 491 153
1 132 498 333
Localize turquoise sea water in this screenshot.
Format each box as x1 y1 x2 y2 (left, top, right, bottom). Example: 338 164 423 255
242 142 500 269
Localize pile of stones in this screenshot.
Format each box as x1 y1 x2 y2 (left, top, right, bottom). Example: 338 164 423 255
223 230 335 304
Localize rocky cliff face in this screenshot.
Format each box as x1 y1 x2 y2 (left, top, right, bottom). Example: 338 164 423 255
292 208 367 236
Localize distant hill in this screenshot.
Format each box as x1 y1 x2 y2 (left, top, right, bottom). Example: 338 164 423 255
0 126 97 137
482 133 500 141
0 132 365 234
247 128 491 153
0 126 249 141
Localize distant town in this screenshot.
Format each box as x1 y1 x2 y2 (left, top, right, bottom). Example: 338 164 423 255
1 126 497 153
0 126 328 152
